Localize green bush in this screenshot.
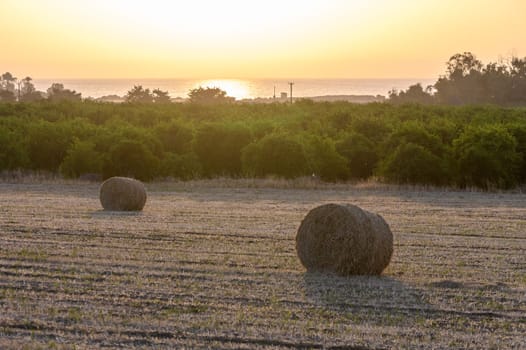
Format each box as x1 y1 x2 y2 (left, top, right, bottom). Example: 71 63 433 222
453 125 521 188
336 132 378 179
0 126 28 170
193 123 252 177
507 123 526 183
60 139 103 178
350 117 392 144
426 118 460 146
242 133 308 179
304 135 349 181
100 120 164 158
382 121 445 157
154 120 193 154
102 139 160 181
26 121 73 171
160 152 202 180
378 142 448 185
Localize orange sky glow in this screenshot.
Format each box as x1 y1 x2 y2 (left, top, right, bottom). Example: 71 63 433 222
2 0 526 79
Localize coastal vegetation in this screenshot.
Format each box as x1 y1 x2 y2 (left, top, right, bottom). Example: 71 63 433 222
2 52 526 189
0 99 525 189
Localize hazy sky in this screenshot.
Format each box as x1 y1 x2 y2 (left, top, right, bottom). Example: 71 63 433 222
2 0 526 79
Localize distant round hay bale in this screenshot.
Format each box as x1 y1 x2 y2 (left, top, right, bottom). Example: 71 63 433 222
296 203 393 275
99 177 147 211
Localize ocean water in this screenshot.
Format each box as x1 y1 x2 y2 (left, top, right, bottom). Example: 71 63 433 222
32 78 435 100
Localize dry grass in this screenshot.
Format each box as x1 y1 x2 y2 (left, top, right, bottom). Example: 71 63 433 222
0 180 525 349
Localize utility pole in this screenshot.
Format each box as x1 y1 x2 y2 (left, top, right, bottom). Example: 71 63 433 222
273 85 276 100
288 82 294 104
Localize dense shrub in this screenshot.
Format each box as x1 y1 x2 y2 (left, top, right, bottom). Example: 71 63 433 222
102 140 160 181
382 122 446 157
507 123 526 183
154 120 193 154
378 142 449 185
304 136 349 181
327 110 353 131
60 139 103 178
242 133 308 179
336 132 378 179
0 126 28 170
350 117 392 144
26 121 73 171
453 125 521 189
426 118 459 146
193 123 252 177
1 99 526 188
100 120 163 158
160 152 202 180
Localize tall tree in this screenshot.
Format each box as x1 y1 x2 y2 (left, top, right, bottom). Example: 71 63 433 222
125 85 154 103
509 57 526 104
0 90 16 102
388 83 434 105
482 62 510 105
152 88 171 104
435 52 485 105
19 77 42 102
0 72 17 102
445 52 483 79
1 72 17 92
47 83 82 101
188 87 234 104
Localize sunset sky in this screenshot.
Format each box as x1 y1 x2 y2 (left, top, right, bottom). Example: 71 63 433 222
2 0 526 79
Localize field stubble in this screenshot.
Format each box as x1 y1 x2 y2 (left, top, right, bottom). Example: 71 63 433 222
0 180 525 349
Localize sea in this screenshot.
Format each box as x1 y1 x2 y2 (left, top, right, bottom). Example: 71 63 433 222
32 78 436 100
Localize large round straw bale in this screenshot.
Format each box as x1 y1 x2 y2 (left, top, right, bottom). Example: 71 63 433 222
296 203 393 275
99 177 147 211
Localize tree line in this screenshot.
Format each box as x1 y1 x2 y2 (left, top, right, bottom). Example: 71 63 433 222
0 72 235 105
4 51 526 106
390 52 526 106
0 100 525 189
0 73 83 102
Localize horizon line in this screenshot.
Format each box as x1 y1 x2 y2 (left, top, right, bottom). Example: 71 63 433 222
31 76 437 81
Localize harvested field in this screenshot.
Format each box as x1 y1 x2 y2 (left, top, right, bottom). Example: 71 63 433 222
0 181 525 349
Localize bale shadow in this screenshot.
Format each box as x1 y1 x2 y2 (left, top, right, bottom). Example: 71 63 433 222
91 209 145 218
302 271 430 324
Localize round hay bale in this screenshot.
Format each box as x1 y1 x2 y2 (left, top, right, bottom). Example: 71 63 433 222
99 177 147 211
296 203 393 275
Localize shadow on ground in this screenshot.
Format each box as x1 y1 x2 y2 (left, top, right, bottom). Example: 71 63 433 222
303 272 427 305
91 210 145 217
302 272 430 326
